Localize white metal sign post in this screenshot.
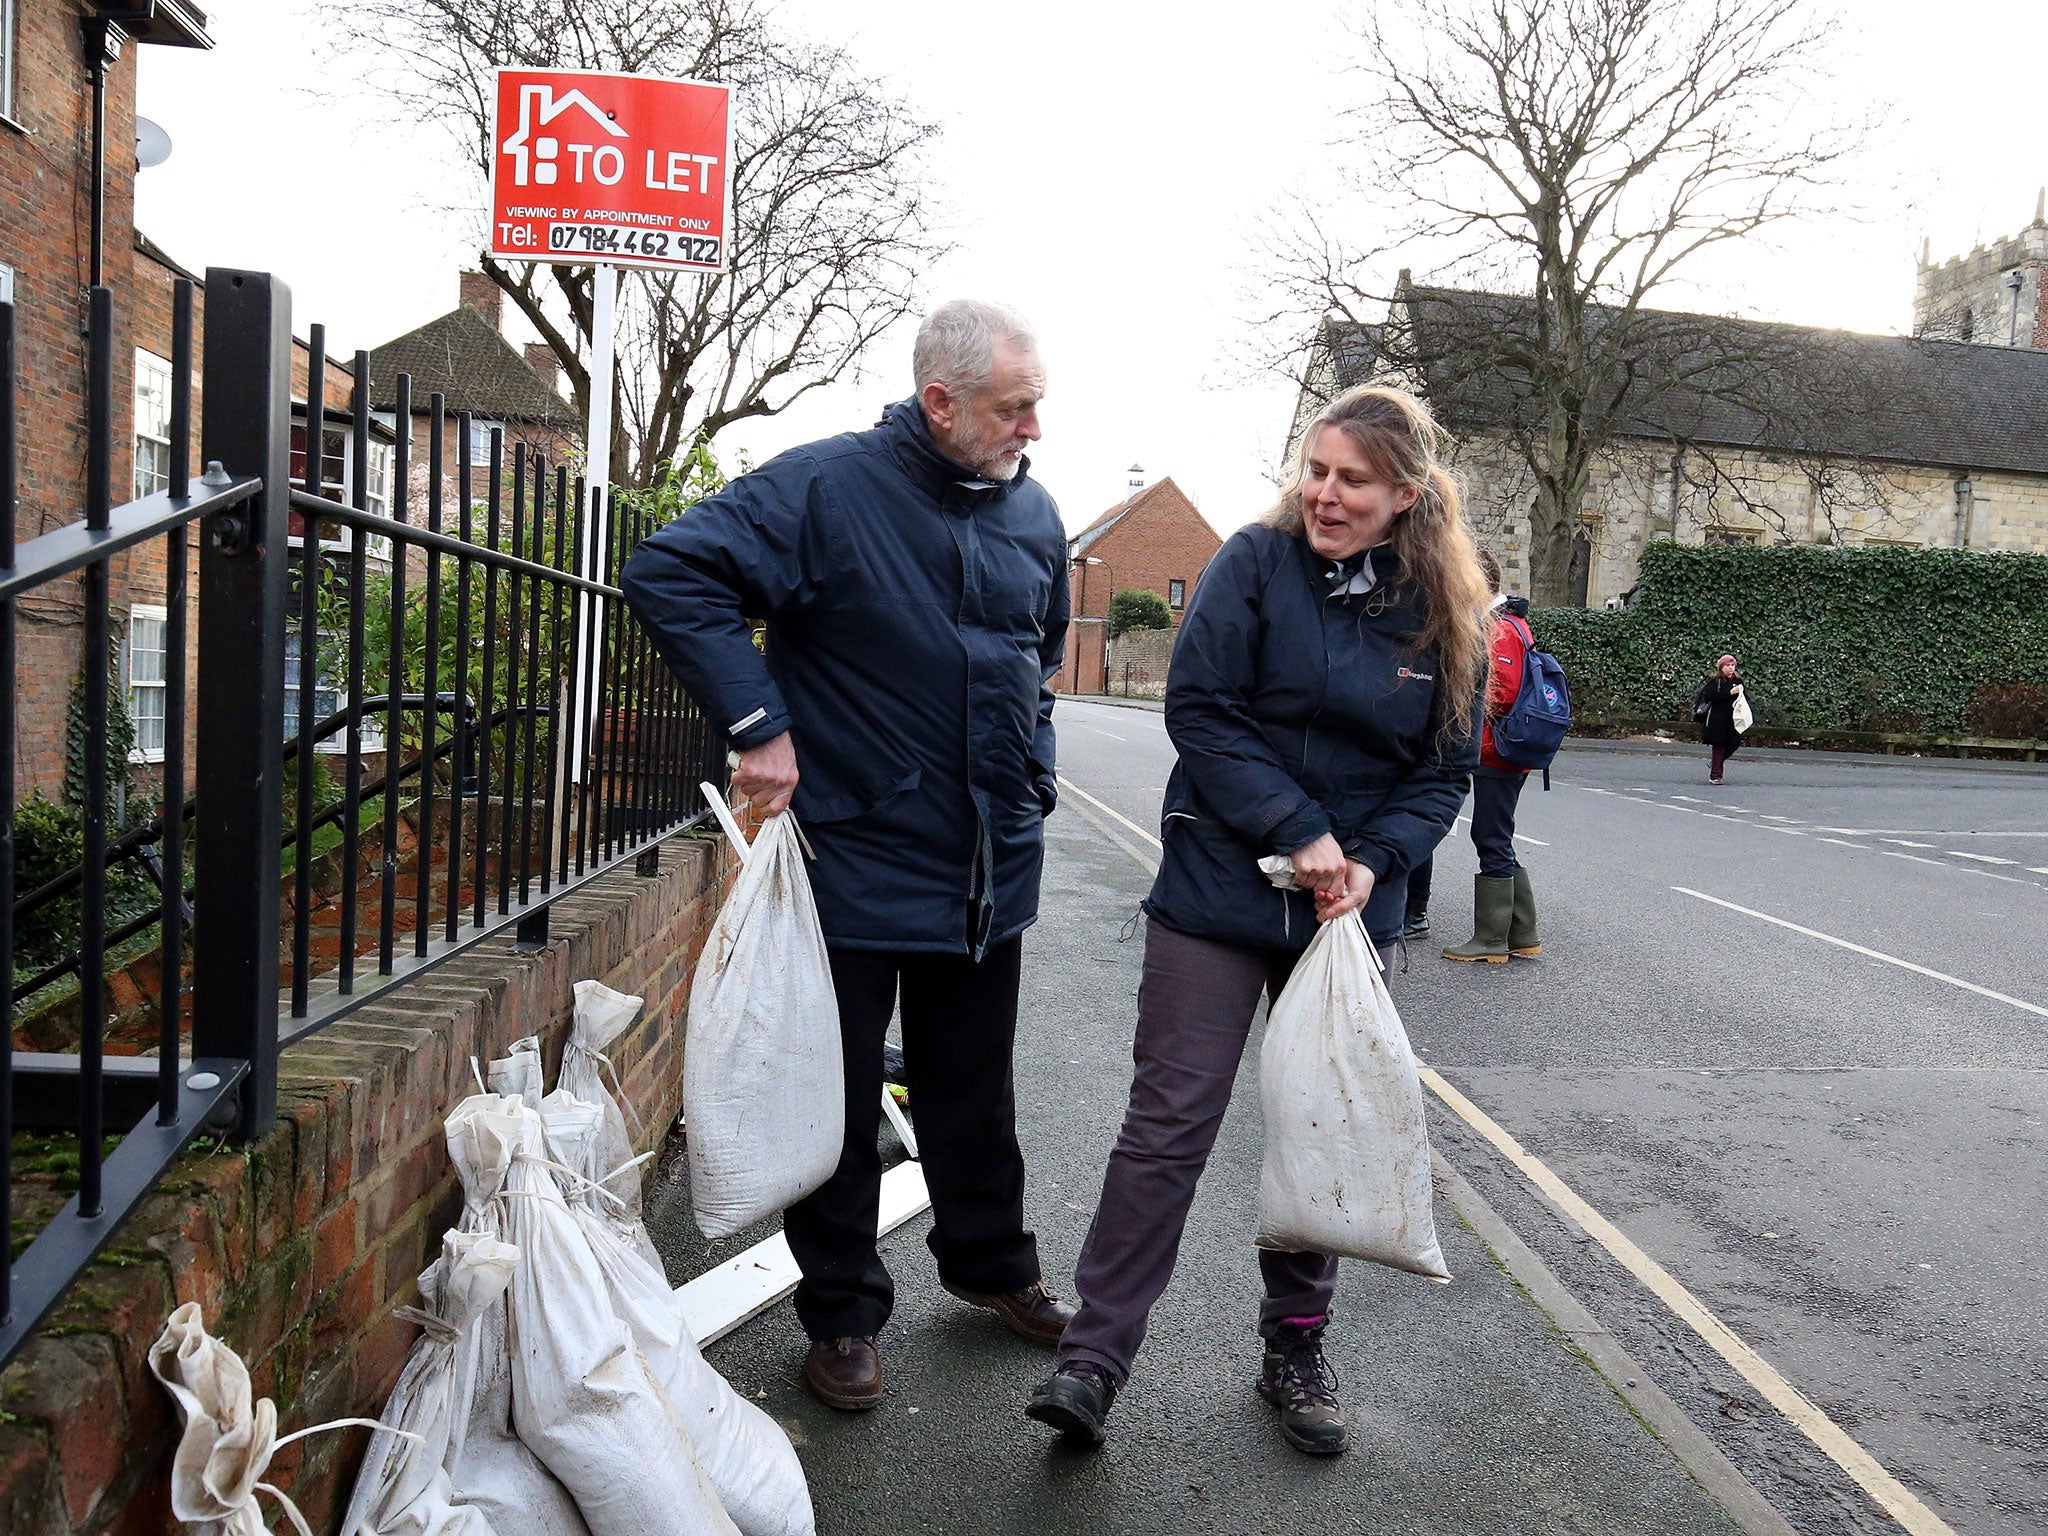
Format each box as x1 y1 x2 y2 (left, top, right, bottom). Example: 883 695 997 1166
486 67 734 783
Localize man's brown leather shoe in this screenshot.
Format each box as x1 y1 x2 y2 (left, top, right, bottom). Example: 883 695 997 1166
942 1278 1077 1347
803 1336 883 1410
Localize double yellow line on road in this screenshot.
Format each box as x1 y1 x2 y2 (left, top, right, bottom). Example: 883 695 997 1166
1055 772 1959 1536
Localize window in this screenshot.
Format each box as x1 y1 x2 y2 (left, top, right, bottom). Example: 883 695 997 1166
1703 527 1762 547
283 630 344 750
0 0 16 124
469 418 506 460
1167 579 1186 609
127 605 168 762
288 422 395 558
134 349 174 499
0 262 14 305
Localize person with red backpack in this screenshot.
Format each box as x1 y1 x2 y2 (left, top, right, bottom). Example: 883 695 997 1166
1443 551 1542 963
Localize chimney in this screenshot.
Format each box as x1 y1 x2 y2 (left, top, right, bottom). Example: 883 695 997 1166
1127 463 1146 497
525 343 561 395
459 270 502 330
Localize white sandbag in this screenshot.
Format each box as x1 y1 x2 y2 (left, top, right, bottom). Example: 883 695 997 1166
443 1094 594 1536
1255 912 1450 1279
487 1037 545 1102
564 1200 814 1536
449 1094 741 1536
340 1230 517 1536
557 981 646 1218
685 809 843 1239
150 1304 395 1536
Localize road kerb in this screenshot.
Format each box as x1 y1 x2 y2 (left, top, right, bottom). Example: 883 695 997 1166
1431 1152 1799 1536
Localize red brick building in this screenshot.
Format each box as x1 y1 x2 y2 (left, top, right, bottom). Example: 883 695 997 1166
2 1 213 800
1063 469 1222 693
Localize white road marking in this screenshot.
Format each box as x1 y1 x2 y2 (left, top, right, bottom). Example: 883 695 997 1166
1068 722 1126 740
1947 851 2019 866
1672 887 2048 1021
1454 813 1550 847
1818 838 1868 850
1879 850 1949 870
1882 839 1936 849
1760 815 1805 824
1421 1069 1960 1536
1819 829 2048 839
2030 867 2048 877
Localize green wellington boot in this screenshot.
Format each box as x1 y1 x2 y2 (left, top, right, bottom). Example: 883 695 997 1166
1509 868 1540 958
1443 874 1513 963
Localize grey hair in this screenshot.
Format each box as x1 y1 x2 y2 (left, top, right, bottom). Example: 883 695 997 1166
913 299 1038 394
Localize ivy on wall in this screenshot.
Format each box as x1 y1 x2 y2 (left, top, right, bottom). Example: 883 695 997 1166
1530 543 2048 737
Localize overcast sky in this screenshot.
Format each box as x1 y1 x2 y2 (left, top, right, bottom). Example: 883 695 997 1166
136 0 2048 537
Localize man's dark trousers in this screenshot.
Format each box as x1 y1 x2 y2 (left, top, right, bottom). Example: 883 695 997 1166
1470 766 1528 877
784 938 1041 1341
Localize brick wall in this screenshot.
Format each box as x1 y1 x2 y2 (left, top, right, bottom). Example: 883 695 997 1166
0 829 731 1536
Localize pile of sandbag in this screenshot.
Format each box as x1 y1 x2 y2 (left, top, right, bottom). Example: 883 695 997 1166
335 981 816 1536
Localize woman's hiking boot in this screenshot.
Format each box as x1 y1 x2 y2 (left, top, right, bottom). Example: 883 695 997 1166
1442 874 1513 963
1025 1361 1117 1447
1508 868 1540 957
1258 1322 1348 1455
1401 905 1431 939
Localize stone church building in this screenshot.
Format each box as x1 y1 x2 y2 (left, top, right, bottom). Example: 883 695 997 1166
1293 199 2048 606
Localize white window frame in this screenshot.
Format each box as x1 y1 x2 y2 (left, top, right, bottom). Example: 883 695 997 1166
135 348 174 500
127 604 169 764
291 420 395 560
0 263 15 305
284 627 351 755
0 0 17 126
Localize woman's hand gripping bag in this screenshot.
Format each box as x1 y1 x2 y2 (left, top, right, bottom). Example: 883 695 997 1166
685 808 844 1239
1255 911 1450 1279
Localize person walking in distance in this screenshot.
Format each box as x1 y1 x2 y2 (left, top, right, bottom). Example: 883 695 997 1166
1025 385 1486 1454
1442 550 1540 964
1695 654 1746 784
621 300 1074 1412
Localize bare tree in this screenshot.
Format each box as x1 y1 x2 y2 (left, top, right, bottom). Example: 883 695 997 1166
1256 0 1867 604
332 0 945 485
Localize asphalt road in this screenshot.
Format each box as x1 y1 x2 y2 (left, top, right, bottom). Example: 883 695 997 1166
1041 698 2048 1536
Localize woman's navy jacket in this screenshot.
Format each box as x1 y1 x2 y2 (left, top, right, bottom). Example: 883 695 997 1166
620 400 1069 957
1144 525 1479 951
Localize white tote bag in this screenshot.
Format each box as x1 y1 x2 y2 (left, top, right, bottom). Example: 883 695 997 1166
685 801 844 1239
1256 911 1450 1280
1731 688 1754 734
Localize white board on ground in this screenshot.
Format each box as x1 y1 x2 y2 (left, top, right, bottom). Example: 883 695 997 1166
677 1162 930 1346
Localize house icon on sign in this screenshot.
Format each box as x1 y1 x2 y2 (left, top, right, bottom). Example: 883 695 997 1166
501 84 628 187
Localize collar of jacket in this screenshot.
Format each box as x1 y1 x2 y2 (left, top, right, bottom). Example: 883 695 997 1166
1296 533 1406 601
878 397 1032 505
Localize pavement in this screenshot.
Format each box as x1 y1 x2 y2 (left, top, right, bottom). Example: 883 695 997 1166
649 701 2046 1536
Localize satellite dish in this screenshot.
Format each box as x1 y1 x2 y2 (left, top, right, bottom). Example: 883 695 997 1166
136 118 172 170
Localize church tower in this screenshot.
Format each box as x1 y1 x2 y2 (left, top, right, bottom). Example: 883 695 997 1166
1915 190 2048 348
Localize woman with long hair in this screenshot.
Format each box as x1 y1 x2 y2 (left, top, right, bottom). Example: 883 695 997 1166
1694 654 1746 783
1026 384 1488 1455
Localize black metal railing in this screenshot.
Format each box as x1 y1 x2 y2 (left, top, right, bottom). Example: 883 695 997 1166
1 270 723 1368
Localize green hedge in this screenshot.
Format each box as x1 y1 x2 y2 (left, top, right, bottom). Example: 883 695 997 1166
1529 543 2048 737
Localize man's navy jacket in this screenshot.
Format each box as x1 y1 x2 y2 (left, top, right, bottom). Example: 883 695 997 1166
1143 525 1478 951
620 399 1069 957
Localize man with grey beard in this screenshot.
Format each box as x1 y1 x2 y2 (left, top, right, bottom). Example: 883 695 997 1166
623 300 1074 1411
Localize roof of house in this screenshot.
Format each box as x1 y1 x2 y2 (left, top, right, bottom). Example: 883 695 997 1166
365 305 580 433
1067 476 1216 559
1318 288 2048 477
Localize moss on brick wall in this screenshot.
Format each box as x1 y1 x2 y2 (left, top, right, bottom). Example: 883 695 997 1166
1530 543 2048 736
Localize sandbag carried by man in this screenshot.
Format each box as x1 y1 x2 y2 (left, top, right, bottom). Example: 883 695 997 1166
621 300 1074 1412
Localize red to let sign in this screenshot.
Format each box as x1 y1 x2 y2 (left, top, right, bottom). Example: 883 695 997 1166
489 68 733 274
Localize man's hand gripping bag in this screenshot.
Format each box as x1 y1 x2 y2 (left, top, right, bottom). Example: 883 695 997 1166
1255 912 1450 1279
686 808 845 1239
